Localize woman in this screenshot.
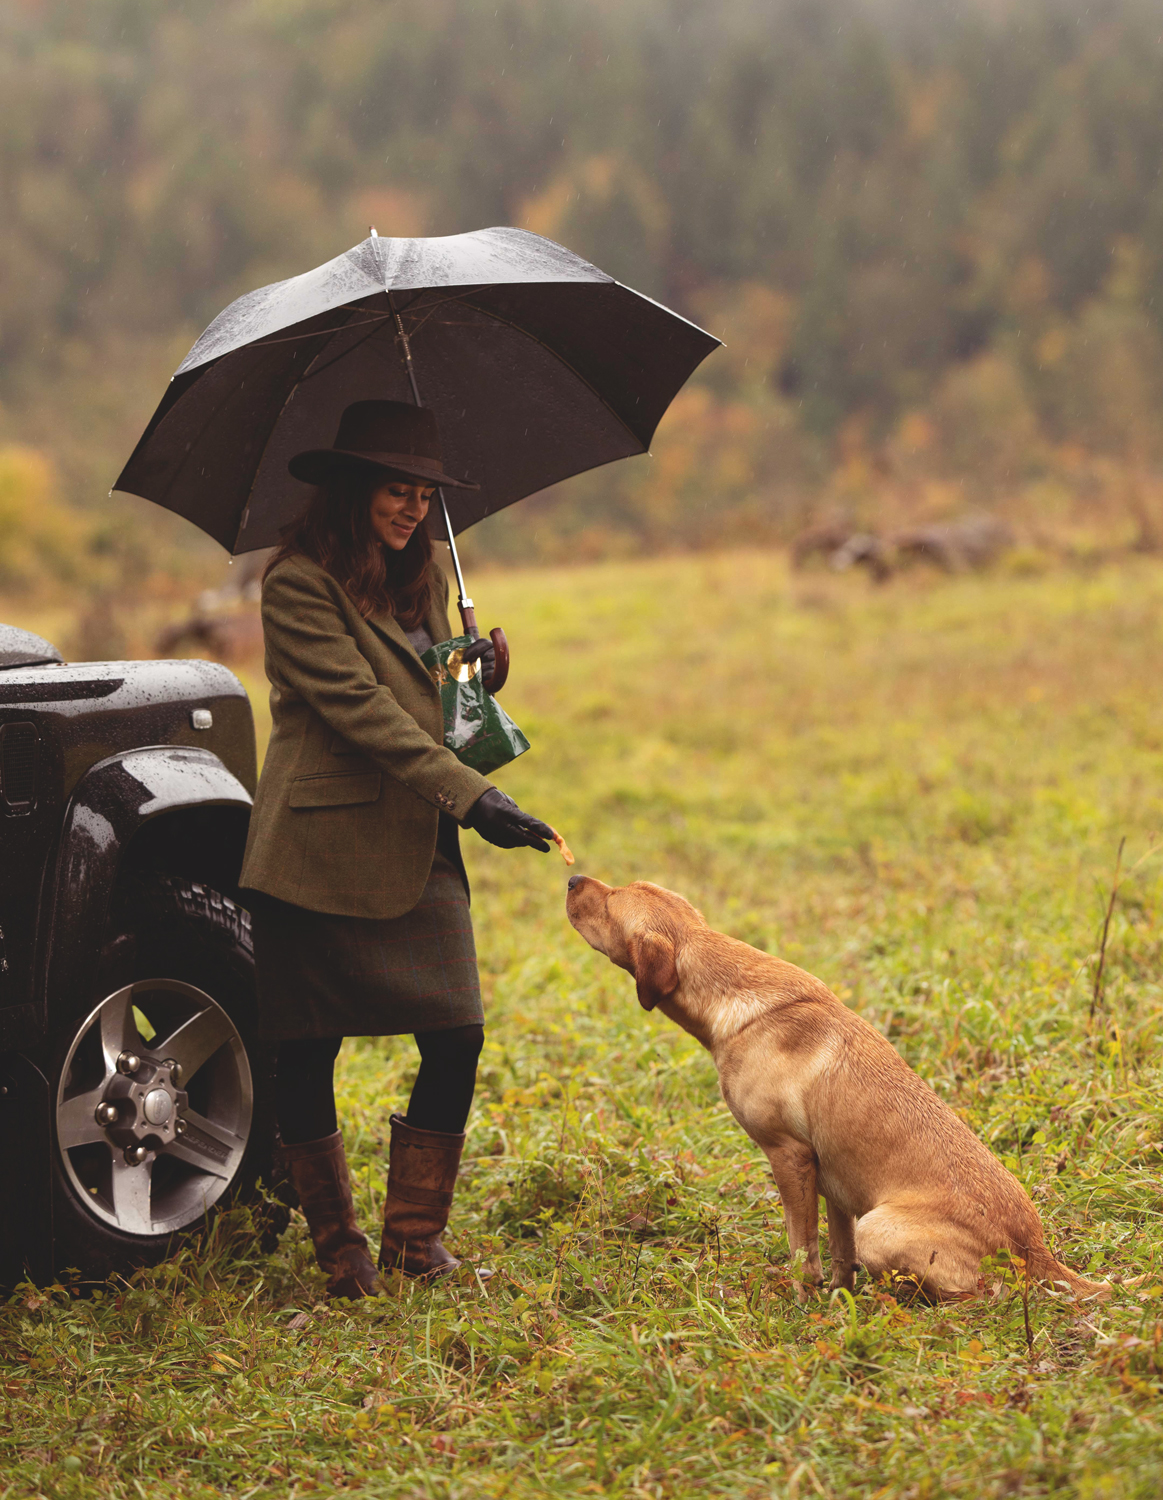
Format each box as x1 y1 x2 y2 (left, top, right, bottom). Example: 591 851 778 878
240 398 554 1299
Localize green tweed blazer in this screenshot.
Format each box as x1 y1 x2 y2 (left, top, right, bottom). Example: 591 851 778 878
239 552 493 919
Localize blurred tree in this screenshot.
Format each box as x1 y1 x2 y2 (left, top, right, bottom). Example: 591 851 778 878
0 445 88 589
4 0 1163 556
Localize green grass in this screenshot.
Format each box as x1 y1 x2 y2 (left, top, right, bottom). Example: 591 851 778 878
5 551 1163 1497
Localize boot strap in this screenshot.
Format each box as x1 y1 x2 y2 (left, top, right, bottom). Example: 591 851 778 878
387 1177 454 1210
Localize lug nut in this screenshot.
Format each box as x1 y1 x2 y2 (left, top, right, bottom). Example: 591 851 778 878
116 1051 141 1076
124 1143 149 1165
95 1101 119 1127
174 1116 188 1136
163 1059 183 1086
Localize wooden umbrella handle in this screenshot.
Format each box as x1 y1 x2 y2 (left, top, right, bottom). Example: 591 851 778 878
457 600 510 693
484 626 510 693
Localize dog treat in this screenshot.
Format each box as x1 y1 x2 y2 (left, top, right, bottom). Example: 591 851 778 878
551 828 575 865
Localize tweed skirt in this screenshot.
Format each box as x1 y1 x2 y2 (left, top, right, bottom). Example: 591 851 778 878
248 852 483 1040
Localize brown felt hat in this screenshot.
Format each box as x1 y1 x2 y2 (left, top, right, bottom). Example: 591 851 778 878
288 400 478 490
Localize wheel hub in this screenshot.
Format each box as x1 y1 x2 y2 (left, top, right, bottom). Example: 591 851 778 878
93 1056 189 1156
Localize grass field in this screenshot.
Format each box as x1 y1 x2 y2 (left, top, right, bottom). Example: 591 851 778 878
4 550 1163 1498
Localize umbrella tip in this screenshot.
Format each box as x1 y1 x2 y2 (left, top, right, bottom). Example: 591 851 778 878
369 224 378 238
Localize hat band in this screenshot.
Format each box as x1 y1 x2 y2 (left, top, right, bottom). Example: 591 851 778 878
342 449 446 474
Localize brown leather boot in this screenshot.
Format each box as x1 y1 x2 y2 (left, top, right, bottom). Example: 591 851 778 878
378 1113 464 1279
281 1131 380 1299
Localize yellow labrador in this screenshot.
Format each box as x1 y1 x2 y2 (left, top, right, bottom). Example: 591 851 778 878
566 875 1107 1301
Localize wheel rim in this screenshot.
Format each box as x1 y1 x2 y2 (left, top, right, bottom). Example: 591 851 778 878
55 979 253 1237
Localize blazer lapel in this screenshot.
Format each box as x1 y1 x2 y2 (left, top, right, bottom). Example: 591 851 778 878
289 553 436 690
364 568 457 682
365 607 435 687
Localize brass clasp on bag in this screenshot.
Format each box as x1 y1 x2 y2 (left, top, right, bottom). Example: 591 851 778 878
428 647 482 688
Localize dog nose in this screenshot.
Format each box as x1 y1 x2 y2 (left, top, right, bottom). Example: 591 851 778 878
567 873 583 891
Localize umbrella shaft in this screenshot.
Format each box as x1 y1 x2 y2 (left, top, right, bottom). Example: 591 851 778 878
389 294 478 639
438 489 477 637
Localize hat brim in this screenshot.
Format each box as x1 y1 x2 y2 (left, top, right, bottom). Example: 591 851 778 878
287 448 479 490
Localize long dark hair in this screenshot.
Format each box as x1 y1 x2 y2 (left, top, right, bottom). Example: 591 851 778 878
267 466 435 627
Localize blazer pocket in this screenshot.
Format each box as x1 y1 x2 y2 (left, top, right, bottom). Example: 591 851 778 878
288 771 382 808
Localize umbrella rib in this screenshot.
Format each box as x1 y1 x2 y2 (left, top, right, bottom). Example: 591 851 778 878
356 286 652 454
194 290 457 361
146 308 369 522
233 377 304 552
241 311 396 350
452 296 649 454
392 290 482 337
295 316 394 386
156 368 275 520
232 308 399 550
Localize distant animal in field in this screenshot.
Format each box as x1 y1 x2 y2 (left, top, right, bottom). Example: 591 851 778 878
791 513 1013 581
891 514 1013 573
791 522 858 570
827 531 893 582
566 875 1109 1303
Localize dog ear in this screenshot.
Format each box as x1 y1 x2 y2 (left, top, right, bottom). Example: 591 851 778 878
631 931 678 1011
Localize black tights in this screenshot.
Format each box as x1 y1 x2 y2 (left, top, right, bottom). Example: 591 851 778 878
275 1025 485 1146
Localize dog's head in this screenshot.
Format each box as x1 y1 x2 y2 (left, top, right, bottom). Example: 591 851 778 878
565 875 705 1010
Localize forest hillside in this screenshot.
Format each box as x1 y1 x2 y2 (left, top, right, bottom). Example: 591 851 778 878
4 0 1163 583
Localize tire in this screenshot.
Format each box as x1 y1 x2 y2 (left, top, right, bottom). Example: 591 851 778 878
46 875 286 1283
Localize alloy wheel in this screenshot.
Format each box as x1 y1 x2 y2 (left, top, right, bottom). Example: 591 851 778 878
55 979 253 1237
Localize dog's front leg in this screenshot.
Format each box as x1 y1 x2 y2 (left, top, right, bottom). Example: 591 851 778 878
825 1199 858 1292
765 1138 822 1296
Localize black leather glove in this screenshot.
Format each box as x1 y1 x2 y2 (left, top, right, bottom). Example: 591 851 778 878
464 788 553 851
460 635 496 688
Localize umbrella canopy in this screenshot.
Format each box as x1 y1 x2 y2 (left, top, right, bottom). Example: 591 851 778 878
115 227 720 554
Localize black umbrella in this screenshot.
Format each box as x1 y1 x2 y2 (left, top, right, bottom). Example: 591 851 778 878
116 226 719 675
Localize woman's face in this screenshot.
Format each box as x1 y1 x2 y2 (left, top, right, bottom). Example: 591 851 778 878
369 478 434 551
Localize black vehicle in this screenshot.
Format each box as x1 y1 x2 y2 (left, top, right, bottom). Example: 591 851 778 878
0 622 279 1287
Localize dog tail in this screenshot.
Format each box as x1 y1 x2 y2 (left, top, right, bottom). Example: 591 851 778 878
1021 1243 1110 1300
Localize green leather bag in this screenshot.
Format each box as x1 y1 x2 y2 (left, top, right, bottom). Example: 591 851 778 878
420 635 530 775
